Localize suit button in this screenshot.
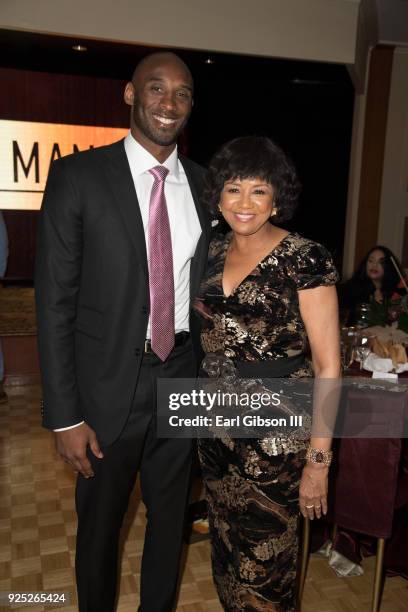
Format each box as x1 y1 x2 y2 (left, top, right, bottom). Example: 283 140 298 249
134 348 141 357
141 306 148 314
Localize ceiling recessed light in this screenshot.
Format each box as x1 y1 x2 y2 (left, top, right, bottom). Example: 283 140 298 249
204 58 214 65
72 44 87 52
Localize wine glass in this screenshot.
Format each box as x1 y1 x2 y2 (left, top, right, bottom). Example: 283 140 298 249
355 334 371 370
340 327 357 371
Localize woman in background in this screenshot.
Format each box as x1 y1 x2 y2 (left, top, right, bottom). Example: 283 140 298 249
339 245 405 325
194 136 340 611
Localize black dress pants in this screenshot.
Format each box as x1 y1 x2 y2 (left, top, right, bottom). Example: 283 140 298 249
75 341 195 612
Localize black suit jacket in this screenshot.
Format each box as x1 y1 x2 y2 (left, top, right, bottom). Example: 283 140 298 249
35 139 210 445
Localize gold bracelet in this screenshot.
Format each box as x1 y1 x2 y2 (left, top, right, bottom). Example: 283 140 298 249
306 445 333 467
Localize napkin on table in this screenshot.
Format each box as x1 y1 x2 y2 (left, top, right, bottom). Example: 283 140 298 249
363 352 408 374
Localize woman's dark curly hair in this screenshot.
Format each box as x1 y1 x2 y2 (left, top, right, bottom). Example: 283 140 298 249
202 136 301 223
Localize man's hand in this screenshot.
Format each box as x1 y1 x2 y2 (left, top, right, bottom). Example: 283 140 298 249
54 423 103 478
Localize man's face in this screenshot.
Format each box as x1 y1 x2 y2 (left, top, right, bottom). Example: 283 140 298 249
125 59 193 148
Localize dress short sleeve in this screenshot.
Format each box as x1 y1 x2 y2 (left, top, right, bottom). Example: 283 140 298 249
289 237 339 290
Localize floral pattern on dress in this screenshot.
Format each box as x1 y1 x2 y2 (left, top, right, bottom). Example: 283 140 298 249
194 232 338 363
194 231 338 611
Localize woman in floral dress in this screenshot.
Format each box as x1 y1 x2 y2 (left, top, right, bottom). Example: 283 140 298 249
194 136 340 611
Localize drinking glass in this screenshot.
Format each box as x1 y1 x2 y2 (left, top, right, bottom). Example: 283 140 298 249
355 334 371 370
340 327 357 371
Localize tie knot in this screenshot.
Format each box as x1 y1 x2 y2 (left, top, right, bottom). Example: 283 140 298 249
149 165 169 182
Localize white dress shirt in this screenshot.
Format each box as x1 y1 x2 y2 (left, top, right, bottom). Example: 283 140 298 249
124 132 201 336
54 132 202 431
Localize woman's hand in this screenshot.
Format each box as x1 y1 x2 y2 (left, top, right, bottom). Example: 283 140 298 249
299 463 329 520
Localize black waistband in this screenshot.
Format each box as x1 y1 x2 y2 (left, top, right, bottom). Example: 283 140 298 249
235 354 306 378
144 331 190 354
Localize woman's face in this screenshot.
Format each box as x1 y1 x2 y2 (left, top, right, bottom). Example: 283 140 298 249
366 249 385 282
219 177 275 236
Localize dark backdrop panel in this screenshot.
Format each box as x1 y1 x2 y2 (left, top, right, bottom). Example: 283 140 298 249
0 67 128 125
188 64 354 269
0 68 128 280
2 211 37 280
0 60 354 281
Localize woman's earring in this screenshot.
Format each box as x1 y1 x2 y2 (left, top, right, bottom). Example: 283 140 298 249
271 207 277 217
218 204 222 213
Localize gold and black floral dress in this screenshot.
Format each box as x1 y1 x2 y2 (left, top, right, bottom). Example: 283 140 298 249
193 232 338 611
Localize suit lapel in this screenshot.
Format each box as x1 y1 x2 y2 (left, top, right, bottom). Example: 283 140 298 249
103 140 148 279
102 142 209 295
179 156 210 299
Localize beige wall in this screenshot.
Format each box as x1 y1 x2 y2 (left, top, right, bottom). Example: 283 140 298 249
0 0 360 64
377 47 408 259
342 80 369 278
348 0 377 93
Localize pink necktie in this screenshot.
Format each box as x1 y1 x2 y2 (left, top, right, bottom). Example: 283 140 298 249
148 166 175 361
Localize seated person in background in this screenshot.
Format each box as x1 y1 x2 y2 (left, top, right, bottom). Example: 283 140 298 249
338 245 406 325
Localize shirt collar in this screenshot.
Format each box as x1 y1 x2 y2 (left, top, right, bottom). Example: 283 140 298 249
124 131 179 179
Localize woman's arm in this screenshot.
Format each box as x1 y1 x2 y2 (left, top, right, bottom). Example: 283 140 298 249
298 285 341 519
299 284 340 378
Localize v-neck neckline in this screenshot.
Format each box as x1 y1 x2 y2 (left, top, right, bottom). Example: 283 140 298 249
221 231 293 298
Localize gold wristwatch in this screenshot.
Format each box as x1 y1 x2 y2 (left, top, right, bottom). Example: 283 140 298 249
306 445 333 467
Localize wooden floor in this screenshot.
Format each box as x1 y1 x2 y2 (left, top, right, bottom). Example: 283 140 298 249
0 287 36 336
1 385 408 611
0 287 40 386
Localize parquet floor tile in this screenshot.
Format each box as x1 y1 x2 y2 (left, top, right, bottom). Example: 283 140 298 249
1 385 407 610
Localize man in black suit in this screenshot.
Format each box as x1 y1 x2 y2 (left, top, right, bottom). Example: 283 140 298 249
35 52 209 611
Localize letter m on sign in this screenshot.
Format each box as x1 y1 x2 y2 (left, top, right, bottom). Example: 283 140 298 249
13 141 40 183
